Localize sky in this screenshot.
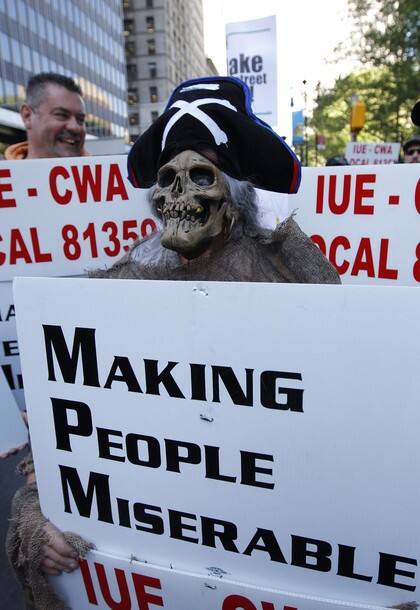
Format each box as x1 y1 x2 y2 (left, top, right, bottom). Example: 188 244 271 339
202 0 360 138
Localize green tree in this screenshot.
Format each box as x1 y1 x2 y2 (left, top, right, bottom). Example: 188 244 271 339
348 0 419 68
310 66 415 162
310 0 419 163
347 0 419 140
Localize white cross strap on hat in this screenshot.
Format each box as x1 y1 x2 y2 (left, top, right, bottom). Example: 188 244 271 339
180 84 220 92
161 98 238 149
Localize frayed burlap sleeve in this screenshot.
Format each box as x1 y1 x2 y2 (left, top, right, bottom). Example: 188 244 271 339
6 481 93 610
262 216 341 284
16 450 35 477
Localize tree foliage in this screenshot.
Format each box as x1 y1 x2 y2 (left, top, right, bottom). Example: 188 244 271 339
348 0 419 118
348 0 419 69
310 0 419 163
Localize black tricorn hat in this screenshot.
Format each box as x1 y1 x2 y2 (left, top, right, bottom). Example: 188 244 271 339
127 76 301 194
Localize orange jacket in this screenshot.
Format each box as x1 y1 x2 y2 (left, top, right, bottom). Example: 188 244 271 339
4 141 89 160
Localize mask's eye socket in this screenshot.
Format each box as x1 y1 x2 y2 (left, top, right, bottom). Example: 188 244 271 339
190 167 215 187
157 168 176 187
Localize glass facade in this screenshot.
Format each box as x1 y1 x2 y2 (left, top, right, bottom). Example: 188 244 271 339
0 0 127 138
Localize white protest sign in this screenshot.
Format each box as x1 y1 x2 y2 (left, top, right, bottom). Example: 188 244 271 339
0 367 27 454
14 277 420 607
345 142 400 165
226 16 277 126
0 281 23 408
52 549 389 610
256 190 288 227
291 164 420 285
0 155 158 281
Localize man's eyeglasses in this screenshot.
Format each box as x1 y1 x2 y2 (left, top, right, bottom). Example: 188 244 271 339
405 147 420 156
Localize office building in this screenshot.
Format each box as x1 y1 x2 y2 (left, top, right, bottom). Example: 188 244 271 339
0 0 128 148
123 0 210 141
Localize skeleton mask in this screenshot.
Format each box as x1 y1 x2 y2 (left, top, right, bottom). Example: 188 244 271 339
152 150 237 259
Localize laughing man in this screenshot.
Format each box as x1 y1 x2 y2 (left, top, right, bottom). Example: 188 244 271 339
5 72 88 160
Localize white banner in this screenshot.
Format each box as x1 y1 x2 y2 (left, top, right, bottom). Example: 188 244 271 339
14 277 420 607
52 549 390 610
345 142 400 165
0 281 23 408
256 190 288 228
0 155 158 282
0 366 27 454
2 157 417 287
226 16 277 126
292 164 420 286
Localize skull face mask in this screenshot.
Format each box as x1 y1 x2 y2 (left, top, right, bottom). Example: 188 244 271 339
152 150 237 259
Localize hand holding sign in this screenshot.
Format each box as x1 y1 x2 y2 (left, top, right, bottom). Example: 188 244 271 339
41 521 79 576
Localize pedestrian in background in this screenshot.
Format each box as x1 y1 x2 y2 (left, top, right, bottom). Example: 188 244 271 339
402 135 420 164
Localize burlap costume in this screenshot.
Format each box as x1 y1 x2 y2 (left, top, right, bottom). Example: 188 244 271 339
7 481 92 610
91 216 340 284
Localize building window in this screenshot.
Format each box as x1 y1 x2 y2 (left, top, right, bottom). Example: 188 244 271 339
151 111 159 123
129 113 139 126
147 39 155 55
123 19 134 36
146 16 155 32
127 64 138 80
146 0 153 7
149 86 158 103
0 32 11 62
148 62 157 78
128 88 139 105
125 40 136 56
